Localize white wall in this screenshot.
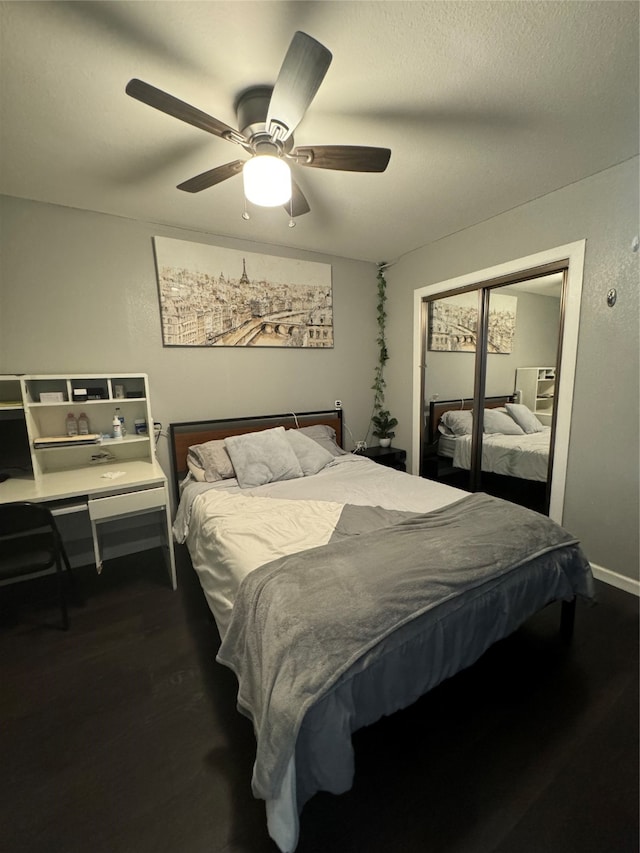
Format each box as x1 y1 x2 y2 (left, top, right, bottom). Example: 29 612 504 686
0 196 378 485
386 158 639 583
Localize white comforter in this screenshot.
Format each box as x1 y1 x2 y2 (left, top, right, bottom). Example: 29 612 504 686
178 454 464 638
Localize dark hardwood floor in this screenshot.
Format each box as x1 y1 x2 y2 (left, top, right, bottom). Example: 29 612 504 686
1 547 638 853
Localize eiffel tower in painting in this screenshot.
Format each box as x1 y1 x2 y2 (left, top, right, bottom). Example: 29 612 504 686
239 258 250 286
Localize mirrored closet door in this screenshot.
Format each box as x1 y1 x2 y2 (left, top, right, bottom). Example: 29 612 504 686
420 269 564 515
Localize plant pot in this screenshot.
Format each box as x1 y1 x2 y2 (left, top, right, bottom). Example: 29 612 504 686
378 438 391 448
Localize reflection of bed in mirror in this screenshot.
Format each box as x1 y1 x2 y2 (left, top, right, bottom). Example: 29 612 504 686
423 396 551 510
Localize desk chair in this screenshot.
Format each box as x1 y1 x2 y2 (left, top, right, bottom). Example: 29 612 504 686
0 502 73 630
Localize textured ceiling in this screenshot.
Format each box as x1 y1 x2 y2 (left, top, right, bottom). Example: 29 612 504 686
0 1 637 262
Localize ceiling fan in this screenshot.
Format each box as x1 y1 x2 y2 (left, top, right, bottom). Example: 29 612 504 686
125 31 391 218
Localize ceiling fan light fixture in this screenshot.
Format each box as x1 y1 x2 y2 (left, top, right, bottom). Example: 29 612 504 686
243 155 292 207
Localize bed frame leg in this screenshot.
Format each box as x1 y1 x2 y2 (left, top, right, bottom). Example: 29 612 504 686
560 598 576 642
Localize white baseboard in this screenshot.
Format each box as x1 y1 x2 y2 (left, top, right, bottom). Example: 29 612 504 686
590 563 640 597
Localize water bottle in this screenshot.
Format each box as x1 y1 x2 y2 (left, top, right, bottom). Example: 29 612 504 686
65 412 78 436
78 412 90 435
112 412 123 440
115 407 126 436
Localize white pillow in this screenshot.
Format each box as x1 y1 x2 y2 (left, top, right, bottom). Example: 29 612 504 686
505 403 546 434
224 427 303 488
285 429 334 475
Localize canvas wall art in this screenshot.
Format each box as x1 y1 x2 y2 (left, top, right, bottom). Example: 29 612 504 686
153 237 333 348
428 291 518 354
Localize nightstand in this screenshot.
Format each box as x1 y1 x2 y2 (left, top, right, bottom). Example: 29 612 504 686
358 445 406 472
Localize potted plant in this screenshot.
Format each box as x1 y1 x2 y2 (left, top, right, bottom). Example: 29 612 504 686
371 409 398 447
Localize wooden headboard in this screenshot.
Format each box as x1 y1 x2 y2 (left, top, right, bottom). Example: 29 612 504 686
427 395 515 445
169 409 344 496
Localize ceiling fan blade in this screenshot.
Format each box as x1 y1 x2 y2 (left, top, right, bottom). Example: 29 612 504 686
292 145 391 172
266 32 332 142
126 79 247 145
284 180 311 217
177 160 244 193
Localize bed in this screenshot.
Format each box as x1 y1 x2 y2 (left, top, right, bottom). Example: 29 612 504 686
170 409 593 853
427 396 551 482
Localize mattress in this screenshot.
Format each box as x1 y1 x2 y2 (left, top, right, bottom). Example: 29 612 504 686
437 433 458 457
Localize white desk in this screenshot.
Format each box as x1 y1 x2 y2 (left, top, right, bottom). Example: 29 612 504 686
0 460 177 589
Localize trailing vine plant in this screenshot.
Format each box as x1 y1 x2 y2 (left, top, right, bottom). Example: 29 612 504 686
366 262 398 444
372 262 389 413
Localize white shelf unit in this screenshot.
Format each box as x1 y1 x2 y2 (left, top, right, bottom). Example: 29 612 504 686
515 366 555 426
0 373 176 588
21 373 155 478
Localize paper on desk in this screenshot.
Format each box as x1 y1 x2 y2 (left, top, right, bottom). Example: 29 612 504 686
100 471 127 479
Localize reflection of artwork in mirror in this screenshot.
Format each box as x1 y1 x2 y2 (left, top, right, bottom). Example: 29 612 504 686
428 292 518 353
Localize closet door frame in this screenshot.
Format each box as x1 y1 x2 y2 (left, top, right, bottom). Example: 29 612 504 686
412 240 586 525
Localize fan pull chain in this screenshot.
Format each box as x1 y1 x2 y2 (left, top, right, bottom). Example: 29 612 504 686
242 196 297 227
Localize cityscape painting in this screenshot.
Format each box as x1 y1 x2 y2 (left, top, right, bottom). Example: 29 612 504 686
428 291 518 354
153 237 333 348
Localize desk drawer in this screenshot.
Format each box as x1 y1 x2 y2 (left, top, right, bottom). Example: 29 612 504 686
88 487 166 521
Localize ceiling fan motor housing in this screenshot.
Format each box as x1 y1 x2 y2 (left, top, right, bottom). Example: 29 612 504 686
235 87 293 155
235 86 272 136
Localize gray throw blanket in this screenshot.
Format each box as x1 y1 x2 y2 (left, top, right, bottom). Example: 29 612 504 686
217 492 587 800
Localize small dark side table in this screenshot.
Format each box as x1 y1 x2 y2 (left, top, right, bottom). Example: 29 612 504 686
357 445 407 472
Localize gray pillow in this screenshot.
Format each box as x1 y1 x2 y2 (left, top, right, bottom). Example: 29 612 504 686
186 458 206 482
440 408 526 436
224 427 303 488
285 429 334 475
483 408 525 435
297 424 348 456
505 403 545 434
188 439 235 482
440 410 473 436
